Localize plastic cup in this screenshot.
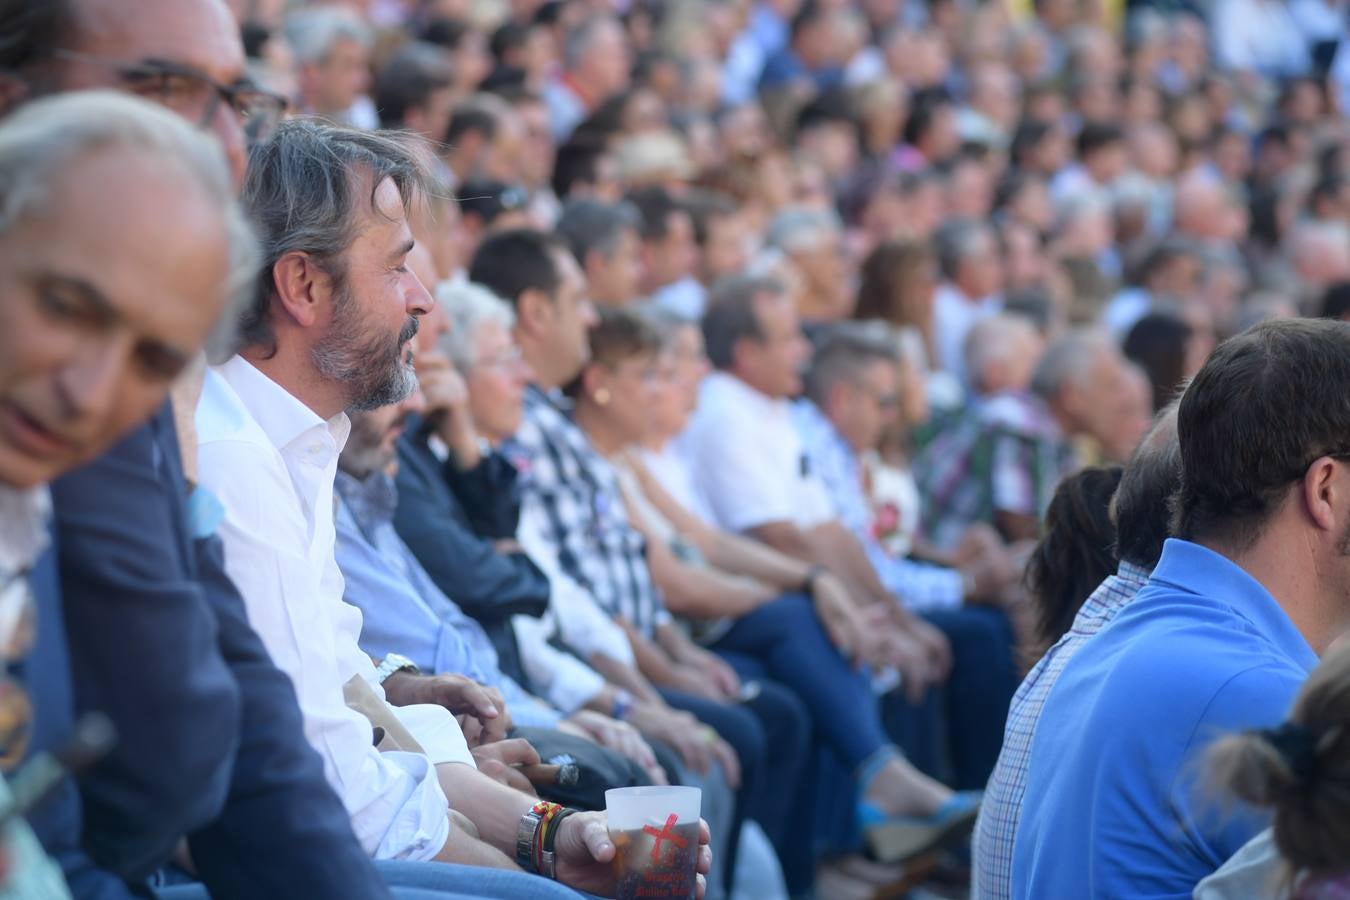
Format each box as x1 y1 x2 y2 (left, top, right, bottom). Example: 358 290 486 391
606 785 702 900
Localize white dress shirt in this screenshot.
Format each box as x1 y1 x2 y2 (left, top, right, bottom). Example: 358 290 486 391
196 355 467 862
682 371 835 533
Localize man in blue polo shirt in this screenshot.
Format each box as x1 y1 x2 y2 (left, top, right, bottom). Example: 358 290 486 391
1012 318 1350 898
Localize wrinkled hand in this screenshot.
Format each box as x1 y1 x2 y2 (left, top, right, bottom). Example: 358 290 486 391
553 813 713 898
415 349 470 418
565 710 667 785
384 672 511 746
881 625 940 704
470 738 539 795
673 645 740 701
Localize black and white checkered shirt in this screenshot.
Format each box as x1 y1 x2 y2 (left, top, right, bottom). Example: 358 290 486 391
508 386 670 639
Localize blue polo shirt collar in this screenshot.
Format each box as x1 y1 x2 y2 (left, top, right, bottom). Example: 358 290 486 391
1149 537 1318 673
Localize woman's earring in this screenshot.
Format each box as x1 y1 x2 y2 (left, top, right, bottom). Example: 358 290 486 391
594 387 611 406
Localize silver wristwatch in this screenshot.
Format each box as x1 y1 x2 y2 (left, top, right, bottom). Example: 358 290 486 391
374 652 419 685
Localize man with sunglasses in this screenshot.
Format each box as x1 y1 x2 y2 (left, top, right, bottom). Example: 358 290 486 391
0 1 415 898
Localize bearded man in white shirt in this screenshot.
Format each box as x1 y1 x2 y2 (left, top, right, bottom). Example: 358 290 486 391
196 118 709 895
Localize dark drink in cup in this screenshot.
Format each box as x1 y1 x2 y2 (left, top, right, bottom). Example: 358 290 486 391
606 786 702 900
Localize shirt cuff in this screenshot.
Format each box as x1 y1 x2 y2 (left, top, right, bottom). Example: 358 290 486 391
391 703 476 768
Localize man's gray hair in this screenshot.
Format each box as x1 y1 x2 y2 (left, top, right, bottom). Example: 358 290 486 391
804 321 900 406
240 117 427 356
556 198 641 264
702 274 785 370
1031 328 1115 400
284 5 372 66
934 218 991 280
562 15 619 71
437 279 515 373
767 206 840 255
963 313 1038 393
0 90 257 360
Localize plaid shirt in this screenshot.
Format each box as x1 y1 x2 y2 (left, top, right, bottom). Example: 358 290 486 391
913 391 1077 550
972 561 1151 900
510 386 670 639
792 401 965 612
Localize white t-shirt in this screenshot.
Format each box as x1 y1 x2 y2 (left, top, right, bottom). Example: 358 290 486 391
681 372 835 533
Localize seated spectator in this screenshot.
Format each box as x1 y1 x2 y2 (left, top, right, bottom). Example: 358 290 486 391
555 198 646 307
1196 643 1350 899
469 228 772 897
284 5 375 127
914 324 1132 547
1020 465 1123 656
764 206 853 329
197 118 709 894
1013 319 1348 895
931 220 1004 385
684 276 1010 789
976 401 1180 900
0 89 257 900
580 308 972 867
627 186 705 320
794 324 1023 620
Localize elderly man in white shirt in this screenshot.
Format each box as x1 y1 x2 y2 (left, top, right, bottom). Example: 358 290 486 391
197 119 708 895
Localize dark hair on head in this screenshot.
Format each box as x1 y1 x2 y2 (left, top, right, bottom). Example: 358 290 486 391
455 178 528 226
373 41 454 129
420 15 471 50
240 118 426 357
0 0 70 74
701 274 785 370
1024 465 1123 656
680 188 737 246
795 90 855 137
1206 642 1350 875
1003 287 1055 334
551 139 608 200
789 0 827 38
1076 120 1125 157
1320 281 1350 321
490 21 530 61
1171 318 1350 553
445 102 499 146
1010 118 1054 167
468 227 566 308
903 86 953 147
854 239 936 328
1123 311 1193 413
1112 400 1181 569
583 304 662 372
625 185 683 241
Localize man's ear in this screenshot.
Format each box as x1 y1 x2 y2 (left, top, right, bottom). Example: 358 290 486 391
1302 456 1343 535
516 287 553 337
271 251 334 329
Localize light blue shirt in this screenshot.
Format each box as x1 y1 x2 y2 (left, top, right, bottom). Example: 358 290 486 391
334 469 561 729
1011 539 1318 899
792 400 965 611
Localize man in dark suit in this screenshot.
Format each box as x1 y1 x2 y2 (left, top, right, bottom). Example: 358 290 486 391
0 0 396 896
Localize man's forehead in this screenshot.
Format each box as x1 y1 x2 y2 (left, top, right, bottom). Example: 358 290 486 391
70 0 245 83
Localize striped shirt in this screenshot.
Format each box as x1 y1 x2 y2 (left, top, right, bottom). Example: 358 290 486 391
972 561 1151 900
913 391 1077 550
511 386 670 639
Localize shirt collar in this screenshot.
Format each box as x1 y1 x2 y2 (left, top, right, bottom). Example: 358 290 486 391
705 371 784 417
1149 538 1318 673
0 484 50 580
334 468 399 533
214 355 351 454
1115 560 1152 589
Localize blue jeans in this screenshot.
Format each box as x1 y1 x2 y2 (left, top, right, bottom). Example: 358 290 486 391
155 861 594 899
711 593 892 769
884 606 1017 790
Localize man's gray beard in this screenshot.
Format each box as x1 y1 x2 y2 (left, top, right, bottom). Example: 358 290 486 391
312 288 418 412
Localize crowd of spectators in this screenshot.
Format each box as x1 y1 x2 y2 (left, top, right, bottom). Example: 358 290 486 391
2 0 1350 898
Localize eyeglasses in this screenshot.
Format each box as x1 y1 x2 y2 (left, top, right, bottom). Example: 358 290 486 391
475 345 524 371
51 50 288 144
